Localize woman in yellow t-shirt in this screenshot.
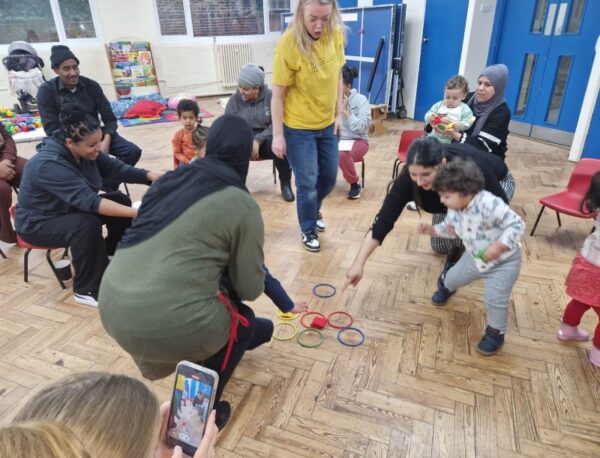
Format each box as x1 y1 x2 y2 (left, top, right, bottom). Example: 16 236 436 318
271 0 345 252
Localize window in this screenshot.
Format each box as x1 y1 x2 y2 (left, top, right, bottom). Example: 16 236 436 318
155 0 291 39
566 0 585 34
0 0 100 45
530 0 548 33
515 54 537 117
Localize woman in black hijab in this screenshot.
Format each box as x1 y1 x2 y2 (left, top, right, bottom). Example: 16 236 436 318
99 115 273 430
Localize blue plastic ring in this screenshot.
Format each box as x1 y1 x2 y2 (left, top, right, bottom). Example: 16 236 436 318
312 283 336 298
337 327 365 347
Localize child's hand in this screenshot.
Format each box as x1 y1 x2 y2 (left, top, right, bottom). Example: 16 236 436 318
290 301 309 314
484 242 508 261
418 223 434 235
447 224 456 237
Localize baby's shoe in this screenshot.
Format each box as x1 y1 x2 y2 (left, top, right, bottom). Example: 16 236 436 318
556 322 590 341
476 326 505 356
590 346 600 368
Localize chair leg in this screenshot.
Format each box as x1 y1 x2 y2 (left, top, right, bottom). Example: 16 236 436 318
556 211 561 227
530 205 546 236
361 159 365 188
0 247 5 259
392 159 399 180
46 250 67 290
23 248 31 282
272 162 277 185
62 247 69 259
123 183 130 196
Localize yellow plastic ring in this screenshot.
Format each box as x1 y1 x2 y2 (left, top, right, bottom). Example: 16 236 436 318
272 322 298 341
276 311 300 320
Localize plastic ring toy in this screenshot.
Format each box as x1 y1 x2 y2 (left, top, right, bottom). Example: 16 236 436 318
312 283 336 298
327 311 354 329
300 311 327 329
276 311 300 320
337 327 365 347
272 322 298 341
297 329 325 348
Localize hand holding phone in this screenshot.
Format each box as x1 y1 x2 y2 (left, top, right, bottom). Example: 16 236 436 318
165 361 219 457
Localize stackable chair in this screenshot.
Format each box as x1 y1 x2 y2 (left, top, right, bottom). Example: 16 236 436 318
391 129 424 179
530 158 600 236
9 206 69 289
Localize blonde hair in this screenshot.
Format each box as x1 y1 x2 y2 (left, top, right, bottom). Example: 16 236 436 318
0 421 90 458
290 0 345 63
14 372 160 458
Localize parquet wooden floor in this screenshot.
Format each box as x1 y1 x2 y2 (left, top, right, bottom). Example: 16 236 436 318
1 98 599 457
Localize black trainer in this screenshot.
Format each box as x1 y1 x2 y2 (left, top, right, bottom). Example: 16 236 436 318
347 183 361 199
301 231 320 252
215 400 231 431
476 326 505 355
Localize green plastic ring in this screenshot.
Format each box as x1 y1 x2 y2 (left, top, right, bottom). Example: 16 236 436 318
297 329 325 348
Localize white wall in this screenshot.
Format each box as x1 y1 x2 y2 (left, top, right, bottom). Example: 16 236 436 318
400 0 426 119
459 0 498 86
0 0 280 107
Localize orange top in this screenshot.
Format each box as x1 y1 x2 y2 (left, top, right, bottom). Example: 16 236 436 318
172 128 196 165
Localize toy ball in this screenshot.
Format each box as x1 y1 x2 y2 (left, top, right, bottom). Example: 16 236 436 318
167 94 197 111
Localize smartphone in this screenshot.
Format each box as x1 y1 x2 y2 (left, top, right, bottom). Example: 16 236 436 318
166 361 219 457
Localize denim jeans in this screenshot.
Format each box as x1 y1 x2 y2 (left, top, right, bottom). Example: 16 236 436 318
284 124 339 234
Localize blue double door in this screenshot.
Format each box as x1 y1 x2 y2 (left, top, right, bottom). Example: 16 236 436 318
492 0 600 146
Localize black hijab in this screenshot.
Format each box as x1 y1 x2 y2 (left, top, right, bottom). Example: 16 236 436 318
119 114 253 248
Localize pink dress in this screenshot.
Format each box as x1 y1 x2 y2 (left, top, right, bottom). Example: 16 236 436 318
566 215 600 305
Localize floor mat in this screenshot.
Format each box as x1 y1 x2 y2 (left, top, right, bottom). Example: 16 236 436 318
119 108 214 127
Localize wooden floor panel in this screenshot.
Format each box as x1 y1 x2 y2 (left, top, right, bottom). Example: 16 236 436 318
1 98 599 456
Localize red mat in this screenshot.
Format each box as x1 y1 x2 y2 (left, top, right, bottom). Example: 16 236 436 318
119 108 214 127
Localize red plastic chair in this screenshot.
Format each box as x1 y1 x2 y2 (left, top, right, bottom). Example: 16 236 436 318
391 129 425 179
530 159 600 236
9 206 69 289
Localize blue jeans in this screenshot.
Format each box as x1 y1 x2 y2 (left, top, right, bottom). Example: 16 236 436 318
284 124 339 234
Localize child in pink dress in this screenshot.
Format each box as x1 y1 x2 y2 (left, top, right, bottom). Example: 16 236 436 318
557 171 600 367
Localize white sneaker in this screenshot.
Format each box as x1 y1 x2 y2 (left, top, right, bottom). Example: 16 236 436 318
301 231 320 252
316 212 326 232
74 292 98 307
406 201 417 211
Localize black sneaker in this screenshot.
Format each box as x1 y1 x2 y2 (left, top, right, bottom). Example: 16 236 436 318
431 277 455 305
73 291 98 307
301 231 320 252
347 183 361 199
316 212 326 232
214 400 231 431
476 326 505 355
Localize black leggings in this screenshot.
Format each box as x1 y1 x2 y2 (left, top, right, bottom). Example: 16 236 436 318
201 302 273 402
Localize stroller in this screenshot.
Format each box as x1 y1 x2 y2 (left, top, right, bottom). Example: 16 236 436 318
2 41 46 113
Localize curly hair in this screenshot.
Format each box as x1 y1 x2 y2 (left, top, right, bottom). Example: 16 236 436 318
58 102 101 142
445 75 469 94
176 99 200 118
433 157 485 195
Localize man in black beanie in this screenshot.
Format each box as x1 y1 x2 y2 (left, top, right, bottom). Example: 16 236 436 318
36 45 142 191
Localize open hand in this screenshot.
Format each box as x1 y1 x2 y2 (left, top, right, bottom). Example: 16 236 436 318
290 301 309 314
417 223 433 235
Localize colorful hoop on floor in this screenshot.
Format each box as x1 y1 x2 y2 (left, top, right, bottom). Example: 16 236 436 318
300 311 327 329
327 311 354 329
312 283 336 298
272 322 298 341
297 329 325 348
337 327 365 347
277 311 300 320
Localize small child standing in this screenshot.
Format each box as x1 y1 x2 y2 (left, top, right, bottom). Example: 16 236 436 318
418 158 525 355
172 99 200 167
425 76 475 144
556 172 600 367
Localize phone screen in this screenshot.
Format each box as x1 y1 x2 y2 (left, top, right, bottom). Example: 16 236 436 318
166 363 217 455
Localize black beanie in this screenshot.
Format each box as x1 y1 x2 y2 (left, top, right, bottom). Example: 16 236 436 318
50 45 79 69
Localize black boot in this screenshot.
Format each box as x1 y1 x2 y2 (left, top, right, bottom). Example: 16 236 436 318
280 180 295 202
214 400 231 431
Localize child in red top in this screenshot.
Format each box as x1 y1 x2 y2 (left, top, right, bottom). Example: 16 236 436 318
172 99 200 167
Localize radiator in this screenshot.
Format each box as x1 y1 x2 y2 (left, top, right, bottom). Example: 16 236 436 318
214 43 252 88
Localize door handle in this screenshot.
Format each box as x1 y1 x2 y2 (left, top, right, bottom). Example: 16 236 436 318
423 37 429 43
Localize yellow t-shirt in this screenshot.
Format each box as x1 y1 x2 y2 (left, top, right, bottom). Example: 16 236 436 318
273 28 345 130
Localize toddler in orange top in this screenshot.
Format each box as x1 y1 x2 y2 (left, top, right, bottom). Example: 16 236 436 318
172 99 200 167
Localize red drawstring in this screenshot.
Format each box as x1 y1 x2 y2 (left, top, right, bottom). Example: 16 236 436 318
216 291 250 372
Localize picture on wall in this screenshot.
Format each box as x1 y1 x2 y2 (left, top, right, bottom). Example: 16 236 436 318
106 41 159 98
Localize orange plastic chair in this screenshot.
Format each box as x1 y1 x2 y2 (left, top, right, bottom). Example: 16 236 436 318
9 206 69 288
391 129 424 179
530 158 600 236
